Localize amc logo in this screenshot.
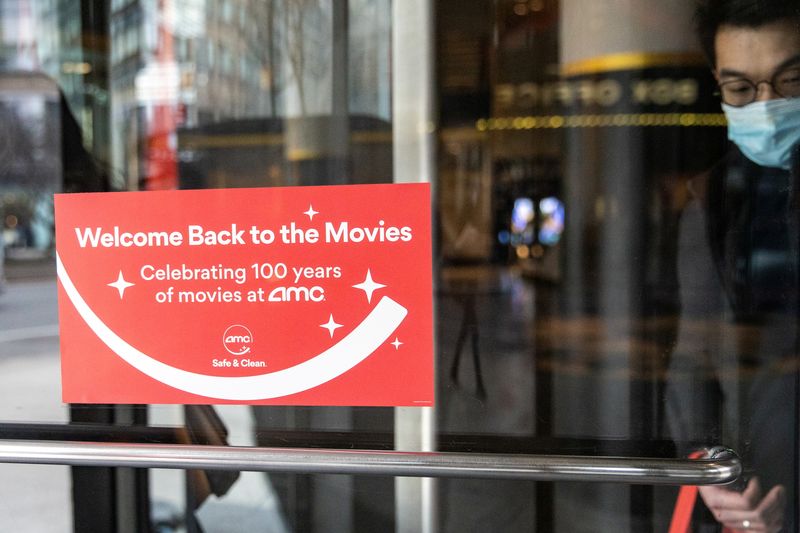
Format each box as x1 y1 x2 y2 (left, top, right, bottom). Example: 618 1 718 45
223 325 253 356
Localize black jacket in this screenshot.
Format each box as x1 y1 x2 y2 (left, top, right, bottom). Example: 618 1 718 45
666 144 799 531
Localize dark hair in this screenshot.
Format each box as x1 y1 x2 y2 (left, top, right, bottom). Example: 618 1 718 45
695 0 800 65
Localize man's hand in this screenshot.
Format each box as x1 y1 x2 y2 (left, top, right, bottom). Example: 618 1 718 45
698 477 785 532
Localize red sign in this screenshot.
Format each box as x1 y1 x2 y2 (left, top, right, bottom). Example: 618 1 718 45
55 184 433 406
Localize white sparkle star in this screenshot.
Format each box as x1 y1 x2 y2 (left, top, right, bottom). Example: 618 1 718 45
391 338 403 350
108 271 135 299
320 314 343 338
353 269 386 303
304 205 319 220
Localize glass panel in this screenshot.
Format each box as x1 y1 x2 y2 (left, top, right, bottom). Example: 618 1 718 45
435 0 796 531
1 0 798 532
3 0 398 530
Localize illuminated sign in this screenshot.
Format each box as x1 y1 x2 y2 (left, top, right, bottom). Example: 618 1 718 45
494 78 700 110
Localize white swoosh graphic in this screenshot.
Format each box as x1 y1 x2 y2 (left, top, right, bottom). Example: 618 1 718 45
56 253 407 400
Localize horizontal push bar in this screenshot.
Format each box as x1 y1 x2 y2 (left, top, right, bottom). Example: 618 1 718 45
0 440 740 485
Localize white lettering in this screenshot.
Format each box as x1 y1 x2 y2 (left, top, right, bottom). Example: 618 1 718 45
325 222 413 243
75 227 183 248
268 286 326 302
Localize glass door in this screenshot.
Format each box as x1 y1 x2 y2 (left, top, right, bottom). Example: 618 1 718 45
0 1 795 532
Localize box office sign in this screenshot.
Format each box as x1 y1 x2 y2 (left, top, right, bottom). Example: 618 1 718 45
55 183 433 406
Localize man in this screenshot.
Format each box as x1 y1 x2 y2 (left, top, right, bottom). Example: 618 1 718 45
668 1 800 531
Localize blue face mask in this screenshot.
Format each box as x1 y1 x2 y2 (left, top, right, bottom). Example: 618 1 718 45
722 97 800 170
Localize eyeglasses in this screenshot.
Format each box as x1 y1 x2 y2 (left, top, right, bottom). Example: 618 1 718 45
718 65 800 106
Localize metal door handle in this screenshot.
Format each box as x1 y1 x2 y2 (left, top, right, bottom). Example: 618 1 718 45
0 440 739 485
